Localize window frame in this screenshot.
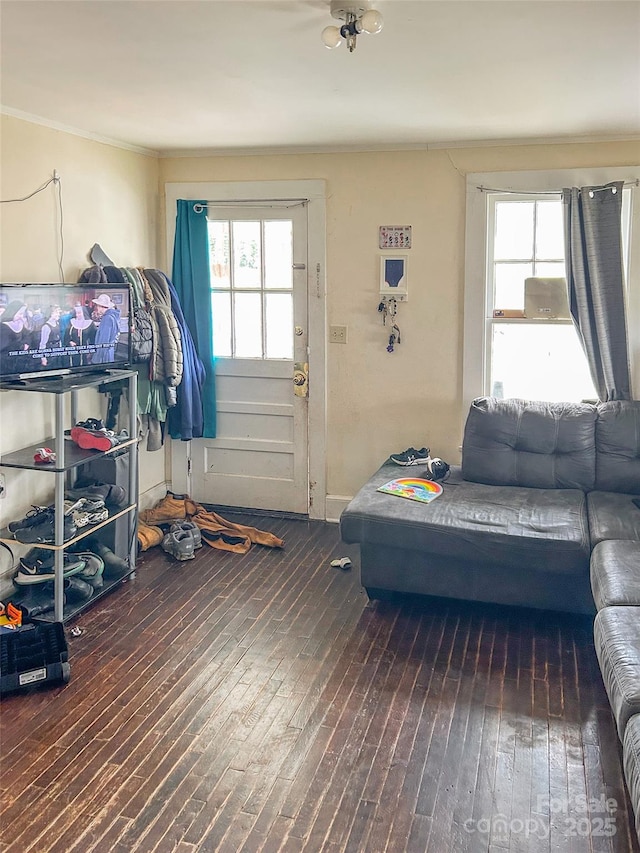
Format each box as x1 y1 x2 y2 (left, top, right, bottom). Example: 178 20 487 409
464 167 640 417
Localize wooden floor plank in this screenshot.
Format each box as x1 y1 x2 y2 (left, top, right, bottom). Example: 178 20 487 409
0 515 637 853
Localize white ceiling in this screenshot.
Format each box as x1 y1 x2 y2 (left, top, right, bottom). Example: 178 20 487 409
1 0 639 155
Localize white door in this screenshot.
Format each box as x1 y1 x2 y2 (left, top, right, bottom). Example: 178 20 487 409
190 204 309 514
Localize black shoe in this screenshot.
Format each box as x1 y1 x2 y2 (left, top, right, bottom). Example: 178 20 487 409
14 553 86 585
8 506 50 533
66 482 127 509
73 552 105 589
389 447 431 466
14 511 77 545
63 576 94 603
85 540 130 579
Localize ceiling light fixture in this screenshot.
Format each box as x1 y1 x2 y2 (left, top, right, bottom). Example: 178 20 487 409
321 1 383 53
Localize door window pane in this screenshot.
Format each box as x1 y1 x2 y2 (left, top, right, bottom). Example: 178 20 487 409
264 220 292 290
233 221 261 289
234 292 262 358
265 293 293 359
211 292 231 357
494 202 534 260
208 221 230 288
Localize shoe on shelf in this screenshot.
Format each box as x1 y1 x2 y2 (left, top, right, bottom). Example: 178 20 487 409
170 521 202 549
84 540 130 580
13 510 77 545
62 576 94 604
72 552 105 589
66 481 127 509
34 447 56 465
389 447 431 466
14 552 86 585
8 505 49 533
64 498 109 528
162 527 196 561
70 425 122 452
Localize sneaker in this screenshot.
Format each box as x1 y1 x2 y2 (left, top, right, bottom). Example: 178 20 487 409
14 552 86 585
66 481 127 509
419 456 451 482
8 505 49 533
34 447 56 464
13 510 77 544
64 498 109 527
73 552 105 589
170 521 202 549
389 447 431 466
162 528 196 561
70 425 120 452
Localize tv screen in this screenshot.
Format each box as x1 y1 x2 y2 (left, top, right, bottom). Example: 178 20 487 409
0 283 132 382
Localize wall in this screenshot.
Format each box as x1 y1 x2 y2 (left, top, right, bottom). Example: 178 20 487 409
0 115 163 582
159 140 639 502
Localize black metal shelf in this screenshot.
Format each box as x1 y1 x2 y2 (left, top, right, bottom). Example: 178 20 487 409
0 438 136 473
0 504 136 552
0 369 135 395
0 370 138 622
31 569 135 624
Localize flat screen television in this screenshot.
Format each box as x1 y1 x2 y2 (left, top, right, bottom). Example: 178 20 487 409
0 282 132 382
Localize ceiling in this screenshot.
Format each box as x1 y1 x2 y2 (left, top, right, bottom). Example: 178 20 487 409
1 0 639 155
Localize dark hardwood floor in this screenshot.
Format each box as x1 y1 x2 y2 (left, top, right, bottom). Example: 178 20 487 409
0 514 637 853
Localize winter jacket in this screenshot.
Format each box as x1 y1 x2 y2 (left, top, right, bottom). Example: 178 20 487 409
139 268 183 388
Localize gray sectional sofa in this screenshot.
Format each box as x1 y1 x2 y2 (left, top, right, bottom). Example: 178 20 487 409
341 396 640 837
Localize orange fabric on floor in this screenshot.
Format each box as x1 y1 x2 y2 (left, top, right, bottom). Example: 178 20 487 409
191 506 285 553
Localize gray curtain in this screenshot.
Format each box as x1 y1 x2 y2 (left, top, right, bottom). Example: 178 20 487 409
562 181 631 401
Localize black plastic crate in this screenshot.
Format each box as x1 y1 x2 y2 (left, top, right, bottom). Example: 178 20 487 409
0 622 70 694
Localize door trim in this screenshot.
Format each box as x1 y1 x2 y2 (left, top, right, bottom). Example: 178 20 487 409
165 180 327 520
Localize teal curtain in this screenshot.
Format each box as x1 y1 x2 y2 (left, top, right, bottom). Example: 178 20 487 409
171 199 217 437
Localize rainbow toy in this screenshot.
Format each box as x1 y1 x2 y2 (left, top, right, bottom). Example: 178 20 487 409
377 477 443 504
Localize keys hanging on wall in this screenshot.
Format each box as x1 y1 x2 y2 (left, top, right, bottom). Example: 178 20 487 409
378 297 402 353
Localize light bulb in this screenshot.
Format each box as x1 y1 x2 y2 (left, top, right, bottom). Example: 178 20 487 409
360 9 383 34
321 25 342 48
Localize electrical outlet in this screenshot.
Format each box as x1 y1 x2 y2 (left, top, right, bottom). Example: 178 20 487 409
330 325 348 344
0 473 5 499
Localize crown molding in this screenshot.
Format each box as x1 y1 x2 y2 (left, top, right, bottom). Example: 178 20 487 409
2 105 637 159
0 106 159 157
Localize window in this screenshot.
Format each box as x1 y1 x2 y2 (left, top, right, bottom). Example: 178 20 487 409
464 168 638 410
208 217 294 359
488 193 596 402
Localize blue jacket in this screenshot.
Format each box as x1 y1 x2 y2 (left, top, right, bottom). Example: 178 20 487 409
144 270 207 440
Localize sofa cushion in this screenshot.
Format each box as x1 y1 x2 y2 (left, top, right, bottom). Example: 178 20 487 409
591 541 640 609
596 401 640 494
587 492 640 547
594 607 640 739
623 715 640 844
462 397 597 490
340 462 590 575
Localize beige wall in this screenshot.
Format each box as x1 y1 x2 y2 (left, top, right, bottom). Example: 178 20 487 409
0 115 163 551
159 140 640 499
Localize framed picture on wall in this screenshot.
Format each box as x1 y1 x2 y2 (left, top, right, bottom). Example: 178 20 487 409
380 255 408 298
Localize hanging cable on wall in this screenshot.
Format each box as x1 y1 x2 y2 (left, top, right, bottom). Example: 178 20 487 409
1 171 65 282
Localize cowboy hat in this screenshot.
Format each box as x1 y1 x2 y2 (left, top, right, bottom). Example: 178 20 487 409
92 293 114 309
